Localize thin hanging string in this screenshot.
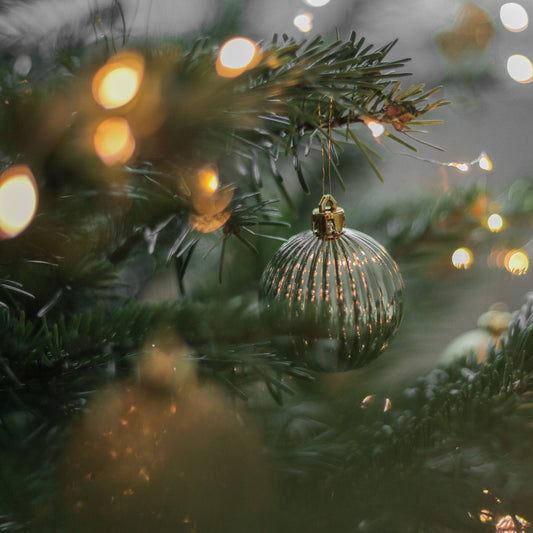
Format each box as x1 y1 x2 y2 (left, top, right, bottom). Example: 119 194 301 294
327 97 333 195
318 99 326 197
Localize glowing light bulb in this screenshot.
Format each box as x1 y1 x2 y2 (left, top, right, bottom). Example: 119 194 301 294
293 13 313 32
507 54 533 83
0 165 38 238
478 153 493 171
216 37 261 78
448 162 470 172
304 0 331 6
365 120 385 138
93 117 136 166
487 213 504 232
500 2 528 32
504 249 529 275
92 51 144 109
199 167 219 193
452 247 474 269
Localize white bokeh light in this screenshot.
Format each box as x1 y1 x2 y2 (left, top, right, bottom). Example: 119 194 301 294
304 0 331 7
500 2 528 32
507 54 533 83
219 38 257 69
293 13 313 32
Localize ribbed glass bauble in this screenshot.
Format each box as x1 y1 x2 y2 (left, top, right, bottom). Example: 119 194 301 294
259 195 404 372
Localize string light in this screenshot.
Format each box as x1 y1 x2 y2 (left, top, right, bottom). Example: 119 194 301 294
293 13 313 32
500 3 528 32
452 247 474 269
93 117 136 166
216 37 261 78
198 166 219 193
0 165 38 239
504 249 529 275
92 51 145 110
364 119 385 138
507 54 533 83
478 152 493 171
304 0 331 6
448 162 470 172
487 213 504 232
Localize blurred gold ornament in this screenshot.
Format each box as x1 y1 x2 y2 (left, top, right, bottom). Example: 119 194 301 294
189 210 231 233
216 37 262 78
92 51 145 109
93 117 136 166
440 303 512 363
0 165 38 239
61 378 272 532
435 2 494 61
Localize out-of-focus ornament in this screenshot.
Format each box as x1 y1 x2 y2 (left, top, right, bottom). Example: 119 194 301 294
496 514 531 533
259 194 404 372
0 165 38 239
61 344 272 533
435 2 494 61
440 303 513 364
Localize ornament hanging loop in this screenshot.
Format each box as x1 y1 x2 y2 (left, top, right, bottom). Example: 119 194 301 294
312 194 346 239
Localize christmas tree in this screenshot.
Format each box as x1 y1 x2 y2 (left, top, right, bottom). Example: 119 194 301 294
0 1 532 531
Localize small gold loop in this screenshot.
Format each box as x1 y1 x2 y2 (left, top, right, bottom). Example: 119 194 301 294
312 194 346 239
318 194 337 213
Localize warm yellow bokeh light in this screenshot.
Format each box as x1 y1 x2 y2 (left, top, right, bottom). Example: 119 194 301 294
216 37 261 78
304 0 330 6
365 120 385 138
507 54 533 83
199 167 219 193
93 117 136 166
505 249 529 275
92 52 145 109
500 2 528 32
0 165 38 238
452 247 474 269
487 213 504 232
478 153 493 171
293 13 313 32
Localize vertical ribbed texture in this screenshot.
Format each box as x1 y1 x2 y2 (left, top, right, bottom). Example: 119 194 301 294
259 229 404 372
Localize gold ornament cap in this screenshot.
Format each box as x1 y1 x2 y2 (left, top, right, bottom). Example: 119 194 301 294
312 194 346 239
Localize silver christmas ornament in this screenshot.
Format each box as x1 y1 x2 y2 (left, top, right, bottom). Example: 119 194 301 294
260 194 404 372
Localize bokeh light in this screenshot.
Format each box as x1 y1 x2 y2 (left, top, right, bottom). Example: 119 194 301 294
199 166 219 193
506 54 533 83
92 51 145 109
0 165 38 238
504 249 529 275
487 213 504 232
452 247 474 269
93 117 136 166
478 153 493 171
216 37 261 78
365 120 385 138
500 2 528 32
293 13 313 33
189 210 231 233
304 0 331 6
